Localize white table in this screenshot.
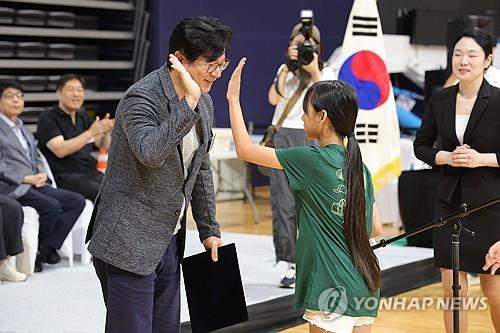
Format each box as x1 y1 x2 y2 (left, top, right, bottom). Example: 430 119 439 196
210 129 261 223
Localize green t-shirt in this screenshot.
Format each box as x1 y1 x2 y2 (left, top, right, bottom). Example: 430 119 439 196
276 144 380 317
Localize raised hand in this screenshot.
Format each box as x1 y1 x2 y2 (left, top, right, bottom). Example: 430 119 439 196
169 53 201 109
226 57 247 102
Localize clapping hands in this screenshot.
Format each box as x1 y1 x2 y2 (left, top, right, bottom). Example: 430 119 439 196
89 113 114 137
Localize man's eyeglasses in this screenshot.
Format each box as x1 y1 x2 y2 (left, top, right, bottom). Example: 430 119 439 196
196 59 230 74
1 92 24 100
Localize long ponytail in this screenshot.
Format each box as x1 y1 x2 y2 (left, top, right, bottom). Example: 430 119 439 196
344 136 381 292
304 80 381 291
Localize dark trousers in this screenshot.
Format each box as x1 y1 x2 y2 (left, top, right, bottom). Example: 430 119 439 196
270 128 313 263
17 186 85 249
0 194 24 260
56 171 103 202
93 235 181 333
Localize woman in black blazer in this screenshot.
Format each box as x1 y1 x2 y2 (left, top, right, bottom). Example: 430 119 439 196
414 29 500 332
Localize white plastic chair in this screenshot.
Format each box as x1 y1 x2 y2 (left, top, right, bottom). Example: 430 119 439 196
37 151 93 267
9 207 40 276
58 199 93 266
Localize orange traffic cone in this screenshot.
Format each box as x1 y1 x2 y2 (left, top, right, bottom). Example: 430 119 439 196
96 148 108 173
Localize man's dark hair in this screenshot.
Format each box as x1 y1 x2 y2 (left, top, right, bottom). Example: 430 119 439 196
167 16 232 68
56 73 86 91
0 79 24 96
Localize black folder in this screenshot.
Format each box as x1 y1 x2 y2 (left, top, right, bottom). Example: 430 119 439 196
182 243 248 333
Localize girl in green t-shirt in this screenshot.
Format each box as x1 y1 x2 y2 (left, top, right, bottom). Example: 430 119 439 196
227 58 382 333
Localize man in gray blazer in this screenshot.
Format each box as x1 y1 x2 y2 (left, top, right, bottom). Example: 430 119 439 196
0 80 85 273
86 16 232 332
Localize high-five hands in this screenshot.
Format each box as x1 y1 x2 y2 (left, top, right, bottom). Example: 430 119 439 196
169 53 201 110
226 57 247 103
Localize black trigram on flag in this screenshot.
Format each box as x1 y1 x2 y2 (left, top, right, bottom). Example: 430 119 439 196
352 15 378 37
355 123 379 143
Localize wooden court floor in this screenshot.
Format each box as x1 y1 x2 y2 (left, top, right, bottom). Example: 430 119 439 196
187 187 495 333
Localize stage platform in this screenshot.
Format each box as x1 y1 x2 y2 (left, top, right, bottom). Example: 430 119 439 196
0 230 438 333
180 231 440 332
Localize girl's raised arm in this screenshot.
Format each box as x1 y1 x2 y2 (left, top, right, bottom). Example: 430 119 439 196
226 58 283 170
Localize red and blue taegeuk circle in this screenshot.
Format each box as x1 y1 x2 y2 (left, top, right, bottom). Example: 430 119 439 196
338 50 390 110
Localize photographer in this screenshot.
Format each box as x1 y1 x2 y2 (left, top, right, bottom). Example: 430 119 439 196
267 17 334 288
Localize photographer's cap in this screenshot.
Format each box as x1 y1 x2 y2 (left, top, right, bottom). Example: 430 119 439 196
290 23 321 43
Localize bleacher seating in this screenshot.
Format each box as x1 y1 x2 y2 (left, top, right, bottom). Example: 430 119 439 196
0 0 149 120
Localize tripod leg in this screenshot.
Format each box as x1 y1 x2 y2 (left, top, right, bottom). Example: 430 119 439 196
452 231 461 333
441 268 469 333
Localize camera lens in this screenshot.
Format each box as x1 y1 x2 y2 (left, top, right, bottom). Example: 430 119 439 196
299 48 314 65
297 42 315 65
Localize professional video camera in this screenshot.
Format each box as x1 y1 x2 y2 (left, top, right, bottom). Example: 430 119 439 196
286 10 318 71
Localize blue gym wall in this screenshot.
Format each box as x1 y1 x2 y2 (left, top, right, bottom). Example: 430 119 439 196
147 0 354 129
145 1 499 186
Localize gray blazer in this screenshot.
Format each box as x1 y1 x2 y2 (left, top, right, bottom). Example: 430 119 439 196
0 117 44 198
87 64 220 275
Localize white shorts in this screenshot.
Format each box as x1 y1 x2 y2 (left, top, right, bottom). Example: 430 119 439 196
303 309 375 333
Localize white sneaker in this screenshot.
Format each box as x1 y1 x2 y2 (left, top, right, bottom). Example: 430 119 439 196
280 266 296 288
0 259 28 282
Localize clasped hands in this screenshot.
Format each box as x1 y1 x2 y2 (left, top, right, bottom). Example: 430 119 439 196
447 144 483 168
23 172 48 188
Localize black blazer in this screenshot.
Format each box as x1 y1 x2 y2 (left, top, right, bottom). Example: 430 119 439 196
414 79 500 206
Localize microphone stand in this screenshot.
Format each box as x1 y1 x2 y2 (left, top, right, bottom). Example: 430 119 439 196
372 196 500 333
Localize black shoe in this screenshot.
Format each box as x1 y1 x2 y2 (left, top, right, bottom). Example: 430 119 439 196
34 255 44 273
45 248 61 265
